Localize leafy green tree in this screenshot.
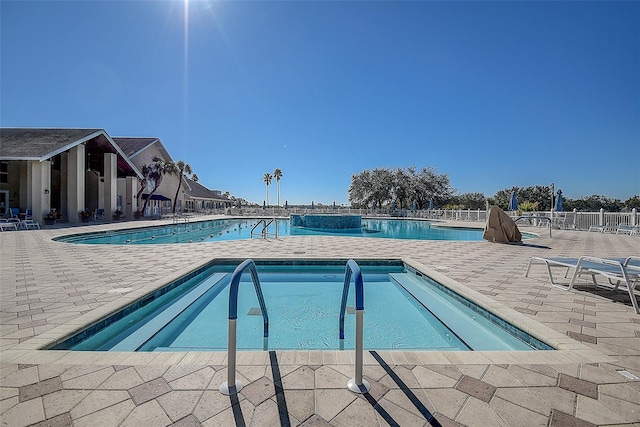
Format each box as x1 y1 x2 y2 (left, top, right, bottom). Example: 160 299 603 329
491 186 554 211
453 192 486 210
172 160 193 213
348 166 453 209
370 168 394 209
564 195 624 212
392 168 411 209
624 195 640 210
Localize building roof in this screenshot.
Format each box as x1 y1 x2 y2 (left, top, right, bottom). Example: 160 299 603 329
112 137 173 162
0 128 142 178
0 128 103 159
183 177 231 202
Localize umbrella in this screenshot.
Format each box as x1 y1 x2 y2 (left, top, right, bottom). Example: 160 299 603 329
311 201 314 210
285 200 288 210
333 201 336 210
392 201 397 211
555 190 563 212
263 200 266 210
412 200 417 211
429 198 434 210
509 191 518 211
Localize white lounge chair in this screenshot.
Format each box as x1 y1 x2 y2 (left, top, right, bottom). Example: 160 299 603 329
0 218 17 231
616 224 639 235
20 219 40 230
588 223 610 233
526 256 640 313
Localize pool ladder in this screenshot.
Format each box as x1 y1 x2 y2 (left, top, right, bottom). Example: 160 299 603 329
220 258 369 395
250 218 278 239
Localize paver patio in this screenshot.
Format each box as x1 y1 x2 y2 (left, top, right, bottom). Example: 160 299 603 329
1 216 639 426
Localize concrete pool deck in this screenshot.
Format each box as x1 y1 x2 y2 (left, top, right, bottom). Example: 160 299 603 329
1 216 639 426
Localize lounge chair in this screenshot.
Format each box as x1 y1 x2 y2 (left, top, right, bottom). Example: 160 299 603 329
588 223 610 233
0 218 17 231
526 256 640 313
20 219 40 230
94 208 105 221
616 224 639 236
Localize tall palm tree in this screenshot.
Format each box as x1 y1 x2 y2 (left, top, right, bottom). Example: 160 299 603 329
172 160 193 213
273 168 283 207
263 172 272 206
140 157 178 216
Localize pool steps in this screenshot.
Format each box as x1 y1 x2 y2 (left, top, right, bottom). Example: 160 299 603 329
110 273 229 351
389 273 531 351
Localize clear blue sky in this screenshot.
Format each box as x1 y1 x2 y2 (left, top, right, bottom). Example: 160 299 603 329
2 1 638 205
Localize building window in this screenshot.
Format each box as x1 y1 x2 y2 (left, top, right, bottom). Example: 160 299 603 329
0 162 8 184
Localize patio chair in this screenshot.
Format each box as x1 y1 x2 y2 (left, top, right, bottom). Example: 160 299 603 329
0 218 17 231
616 224 639 235
20 219 40 230
94 208 105 221
526 256 640 313
588 222 610 233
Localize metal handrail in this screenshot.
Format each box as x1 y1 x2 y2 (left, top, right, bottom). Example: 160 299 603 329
250 218 279 239
339 259 370 393
219 259 269 396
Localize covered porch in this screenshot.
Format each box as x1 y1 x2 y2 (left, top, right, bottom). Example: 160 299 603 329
0 129 142 224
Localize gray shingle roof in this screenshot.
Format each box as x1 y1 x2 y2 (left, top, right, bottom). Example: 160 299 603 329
0 128 102 159
184 177 230 202
112 137 172 162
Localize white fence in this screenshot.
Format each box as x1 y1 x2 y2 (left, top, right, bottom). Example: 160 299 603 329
221 206 638 232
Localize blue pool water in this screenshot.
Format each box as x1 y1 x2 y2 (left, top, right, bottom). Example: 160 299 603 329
55 218 486 244
54 261 551 352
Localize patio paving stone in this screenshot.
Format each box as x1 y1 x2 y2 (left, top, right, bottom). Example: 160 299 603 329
1 218 639 425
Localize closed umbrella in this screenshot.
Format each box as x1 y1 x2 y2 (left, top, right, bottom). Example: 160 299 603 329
412 200 417 211
509 191 518 211
429 198 434 210
555 190 563 212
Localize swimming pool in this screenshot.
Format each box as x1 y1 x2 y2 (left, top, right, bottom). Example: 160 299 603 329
55 218 487 244
53 260 551 352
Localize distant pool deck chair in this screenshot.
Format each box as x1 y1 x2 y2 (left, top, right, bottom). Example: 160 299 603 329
94 208 105 221
616 224 639 236
526 256 640 314
588 222 611 233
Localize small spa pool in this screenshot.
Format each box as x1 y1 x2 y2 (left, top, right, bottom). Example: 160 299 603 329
53 260 551 352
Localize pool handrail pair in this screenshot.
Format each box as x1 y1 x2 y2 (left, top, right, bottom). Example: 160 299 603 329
220 258 369 395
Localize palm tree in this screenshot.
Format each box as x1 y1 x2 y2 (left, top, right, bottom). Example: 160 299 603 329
140 157 178 216
263 172 273 206
172 160 193 213
273 168 283 207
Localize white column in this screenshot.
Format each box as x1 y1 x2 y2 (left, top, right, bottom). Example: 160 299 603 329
125 176 138 217
66 144 85 223
103 153 117 217
28 160 51 223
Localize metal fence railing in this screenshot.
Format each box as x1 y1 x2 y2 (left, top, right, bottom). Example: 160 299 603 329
215 206 638 232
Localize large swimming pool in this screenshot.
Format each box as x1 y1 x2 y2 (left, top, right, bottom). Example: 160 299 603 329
53 260 551 352
55 218 486 244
